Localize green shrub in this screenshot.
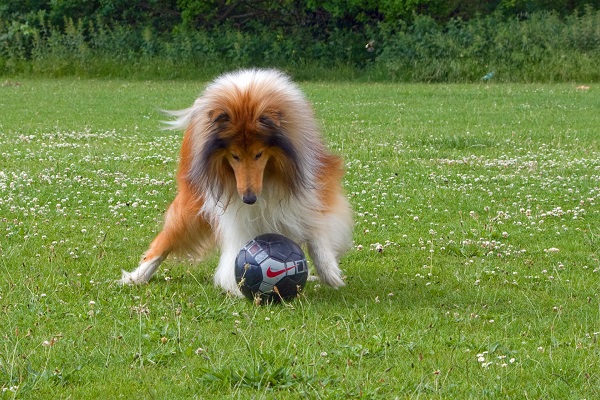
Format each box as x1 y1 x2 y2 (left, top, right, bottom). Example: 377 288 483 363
376 9 600 82
0 9 598 81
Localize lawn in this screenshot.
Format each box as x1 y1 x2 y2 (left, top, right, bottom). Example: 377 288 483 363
0 78 599 398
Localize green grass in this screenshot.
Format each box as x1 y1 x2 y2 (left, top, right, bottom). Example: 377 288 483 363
1 78 599 398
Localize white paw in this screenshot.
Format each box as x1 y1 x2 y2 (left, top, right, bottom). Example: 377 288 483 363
318 269 346 288
228 287 244 298
119 270 147 285
215 275 244 297
118 256 164 285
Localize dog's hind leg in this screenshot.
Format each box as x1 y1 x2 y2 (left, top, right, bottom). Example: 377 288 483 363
119 190 213 285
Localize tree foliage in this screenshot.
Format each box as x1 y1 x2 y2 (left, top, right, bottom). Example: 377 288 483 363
0 0 598 81
1 0 596 33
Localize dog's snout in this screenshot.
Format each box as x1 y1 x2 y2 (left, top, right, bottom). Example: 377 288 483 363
242 191 257 205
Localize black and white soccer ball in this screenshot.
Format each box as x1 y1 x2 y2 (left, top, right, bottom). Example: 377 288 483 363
235 233 308 303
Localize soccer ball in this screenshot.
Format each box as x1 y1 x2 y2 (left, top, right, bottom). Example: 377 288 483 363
235 233 308 303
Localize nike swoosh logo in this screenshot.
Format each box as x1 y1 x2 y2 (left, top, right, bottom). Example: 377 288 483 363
265 264 297 278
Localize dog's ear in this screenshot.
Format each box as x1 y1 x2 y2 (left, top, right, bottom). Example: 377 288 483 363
259 110 282 127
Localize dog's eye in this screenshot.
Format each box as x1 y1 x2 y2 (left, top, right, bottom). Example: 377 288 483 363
231 154 240 161
254 152 263 160
213 112 230 124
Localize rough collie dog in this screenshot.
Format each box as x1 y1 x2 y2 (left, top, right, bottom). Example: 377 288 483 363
120 69 353 295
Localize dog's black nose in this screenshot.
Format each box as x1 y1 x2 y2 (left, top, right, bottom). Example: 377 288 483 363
242 192 257 204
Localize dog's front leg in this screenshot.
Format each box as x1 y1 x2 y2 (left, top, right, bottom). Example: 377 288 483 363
307 240 346 288
120 236 170 285
119 190 211 285
307 204 353 288
214 245 244 296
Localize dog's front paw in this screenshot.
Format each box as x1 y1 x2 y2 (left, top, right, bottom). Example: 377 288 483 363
227 287 245 298
216 276 244 297
119 269 145 285
118 256 165 285
318 268 346 288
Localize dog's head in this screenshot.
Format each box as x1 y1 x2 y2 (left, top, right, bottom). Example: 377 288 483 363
207 109 294 205
188 70 312 205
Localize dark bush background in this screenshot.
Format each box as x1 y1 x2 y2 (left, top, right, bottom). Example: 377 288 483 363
1 0 598 81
